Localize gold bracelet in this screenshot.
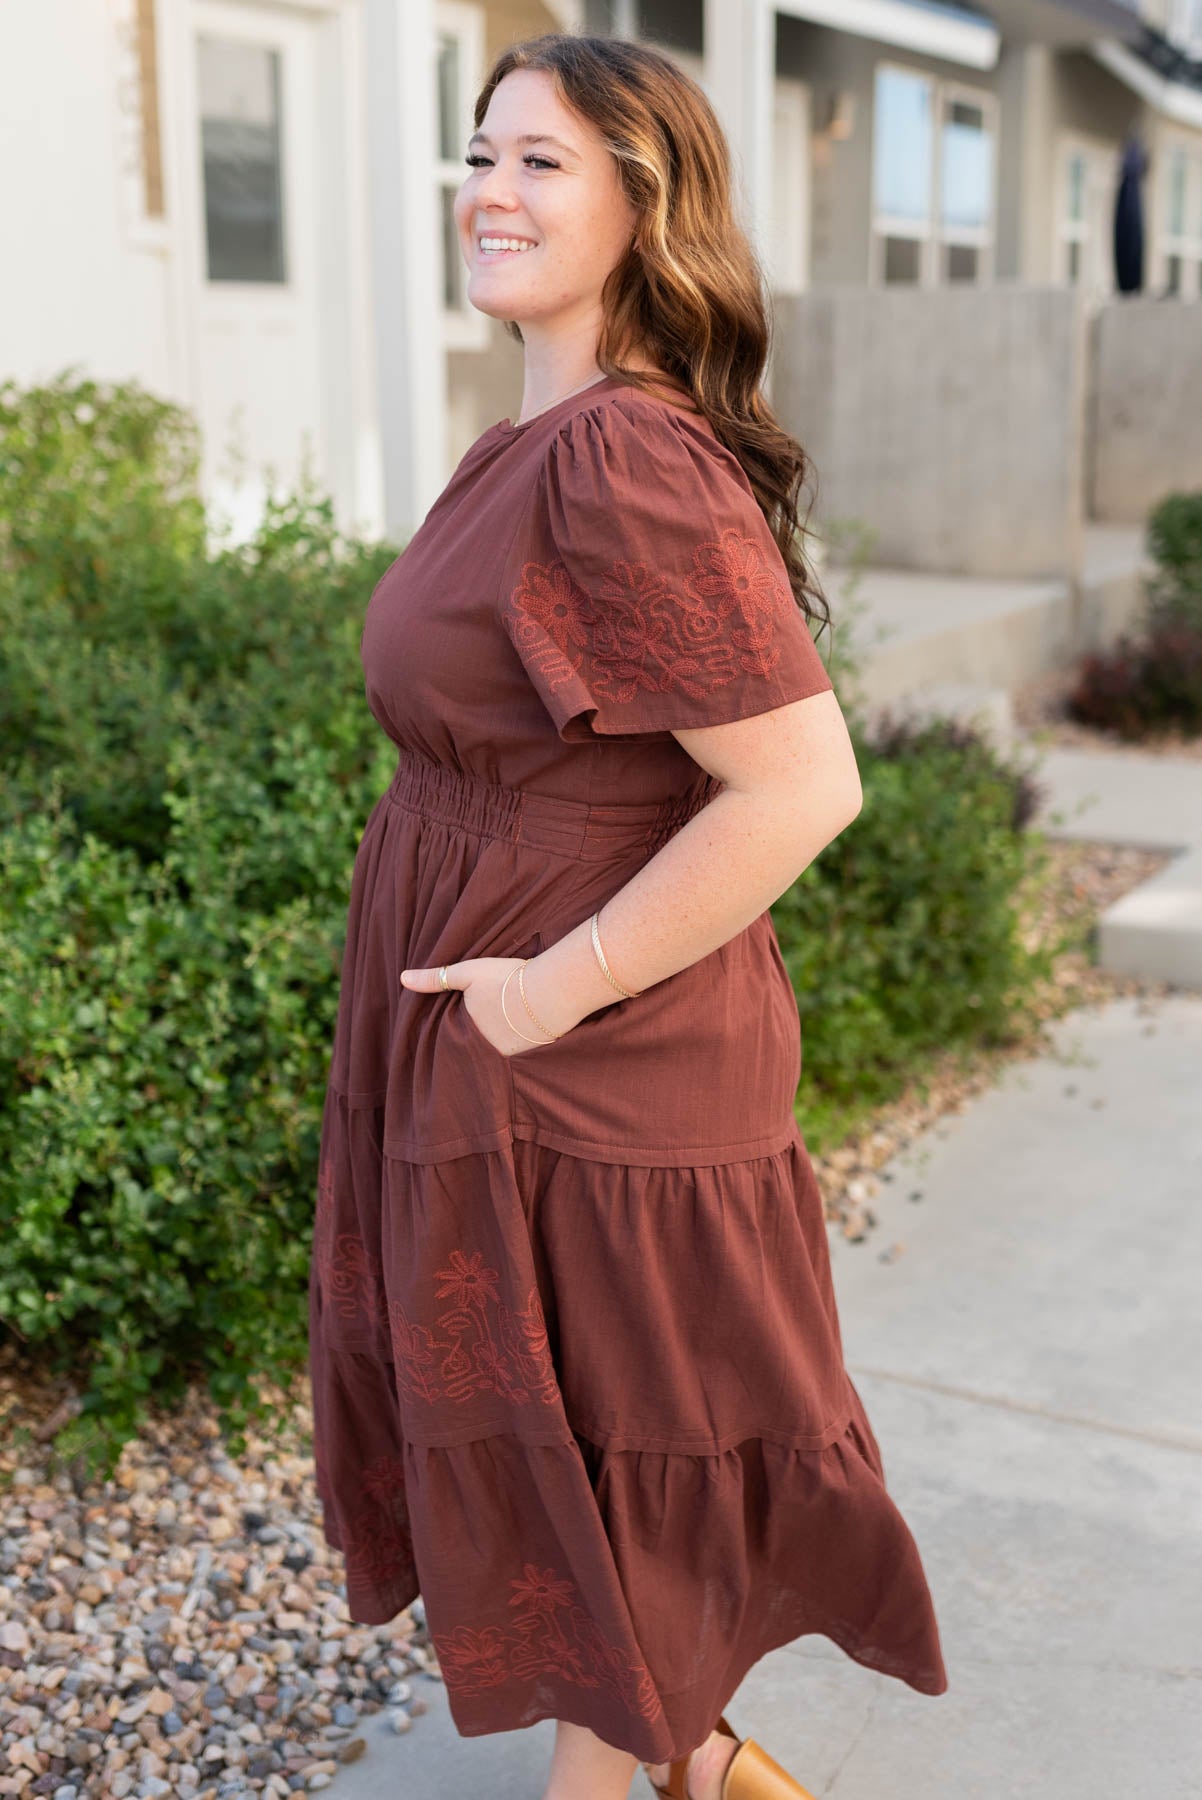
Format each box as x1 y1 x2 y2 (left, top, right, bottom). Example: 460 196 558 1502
499 964 547 1043
518 961 560 1040
591 909 640 998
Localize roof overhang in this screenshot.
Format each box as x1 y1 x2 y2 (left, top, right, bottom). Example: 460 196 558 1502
775 0 1000 70
1093 36 1202 132
982 0 1144 48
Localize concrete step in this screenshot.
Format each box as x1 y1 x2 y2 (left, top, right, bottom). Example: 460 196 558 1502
1098 847 1202 988
831 521 1152 710
1031 746 1202 991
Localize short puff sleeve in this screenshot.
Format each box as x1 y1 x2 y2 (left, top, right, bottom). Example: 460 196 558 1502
499 398 833 743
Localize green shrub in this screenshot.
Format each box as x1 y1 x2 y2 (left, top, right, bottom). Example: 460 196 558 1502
0 738 395 1473
782 715 1051 1147
0 372 396 860
1146 490 1202 631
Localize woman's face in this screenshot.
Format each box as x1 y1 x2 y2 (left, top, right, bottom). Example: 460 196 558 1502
454 68 638 334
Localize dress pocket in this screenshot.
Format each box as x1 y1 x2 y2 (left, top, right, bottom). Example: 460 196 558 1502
457 929 550 1060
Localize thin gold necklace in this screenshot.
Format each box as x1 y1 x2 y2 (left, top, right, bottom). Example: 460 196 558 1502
513 370 608 427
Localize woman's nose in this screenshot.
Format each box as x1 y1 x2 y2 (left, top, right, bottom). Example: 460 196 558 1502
471 159 521 207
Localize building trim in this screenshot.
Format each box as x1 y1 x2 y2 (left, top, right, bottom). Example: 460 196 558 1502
775 0 999 70
1092 37 1202 132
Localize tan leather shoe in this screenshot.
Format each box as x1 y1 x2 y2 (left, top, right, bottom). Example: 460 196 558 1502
643 1714 819 1800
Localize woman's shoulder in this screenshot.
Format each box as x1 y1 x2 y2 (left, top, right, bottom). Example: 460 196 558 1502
563 373 710 436
548 376 746 494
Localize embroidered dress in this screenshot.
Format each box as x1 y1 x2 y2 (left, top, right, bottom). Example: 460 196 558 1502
308 374 948 1762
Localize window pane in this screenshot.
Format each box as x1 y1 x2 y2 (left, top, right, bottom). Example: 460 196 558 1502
874 66 932 224
883 235 922 283
198 36 285 283
945 242 979 282
436 32 460 163
1166 254 1182 295
440 185 461 309
1066 151 1085 225
1168 147 1186 238
941 97 991 231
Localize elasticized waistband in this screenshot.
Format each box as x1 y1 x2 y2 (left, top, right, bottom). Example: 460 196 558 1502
384 747 721 864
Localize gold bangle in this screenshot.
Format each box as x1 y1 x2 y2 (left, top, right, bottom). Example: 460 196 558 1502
496 972 543 1044
591 909 640 998
518 962 560 1039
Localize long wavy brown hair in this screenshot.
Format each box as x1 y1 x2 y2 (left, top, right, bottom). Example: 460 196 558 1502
473 31 831 637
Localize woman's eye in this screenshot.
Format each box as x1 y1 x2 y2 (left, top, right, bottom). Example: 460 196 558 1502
463 153 557 170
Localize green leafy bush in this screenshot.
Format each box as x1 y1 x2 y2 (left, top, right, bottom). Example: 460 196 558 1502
783 715 1050 1146
0 374 397 1474
1145 490 1202 632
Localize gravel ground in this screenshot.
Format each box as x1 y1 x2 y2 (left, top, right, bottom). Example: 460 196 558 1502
0 1372 440 1798
0 834 1176 1798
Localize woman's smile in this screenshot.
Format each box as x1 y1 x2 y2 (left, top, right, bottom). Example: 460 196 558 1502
476 233 540 259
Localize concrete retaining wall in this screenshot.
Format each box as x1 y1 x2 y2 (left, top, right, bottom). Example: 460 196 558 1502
773 285 1087 580
1089 299 1202 523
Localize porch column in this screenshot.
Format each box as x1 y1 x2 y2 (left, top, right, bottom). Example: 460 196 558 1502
363 0 446 540
1019 42 1057 283
703 0 776 263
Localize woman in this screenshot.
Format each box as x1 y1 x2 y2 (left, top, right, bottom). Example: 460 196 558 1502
307 29 948 1800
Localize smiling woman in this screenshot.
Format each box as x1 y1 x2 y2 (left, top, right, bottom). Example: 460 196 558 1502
306 30 948 1800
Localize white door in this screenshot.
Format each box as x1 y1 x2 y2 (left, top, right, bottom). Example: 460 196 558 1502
182 0 327 539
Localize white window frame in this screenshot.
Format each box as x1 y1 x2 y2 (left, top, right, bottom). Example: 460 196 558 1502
435 1 489 351
1054 130 1119 303
1152 126 1202 298
868 60 998 288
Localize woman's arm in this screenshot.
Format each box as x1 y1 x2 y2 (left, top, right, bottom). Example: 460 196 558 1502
524 688 862 1036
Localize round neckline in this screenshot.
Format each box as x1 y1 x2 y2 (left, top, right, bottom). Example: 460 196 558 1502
497 372 622 435
494 371 703 438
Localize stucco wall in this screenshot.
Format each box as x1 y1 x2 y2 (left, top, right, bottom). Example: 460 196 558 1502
774 283 1087 578
1090 297 1202 521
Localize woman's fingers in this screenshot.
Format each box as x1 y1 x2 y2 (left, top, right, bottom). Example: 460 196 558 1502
399 964 461 990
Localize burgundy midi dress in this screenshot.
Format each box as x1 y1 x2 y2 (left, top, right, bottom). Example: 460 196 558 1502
307 372 949 1762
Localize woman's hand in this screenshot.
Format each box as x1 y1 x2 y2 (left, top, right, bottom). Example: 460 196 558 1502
399 956 573 1056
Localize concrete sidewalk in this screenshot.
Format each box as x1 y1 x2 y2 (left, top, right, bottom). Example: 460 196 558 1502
329 994 1202 1799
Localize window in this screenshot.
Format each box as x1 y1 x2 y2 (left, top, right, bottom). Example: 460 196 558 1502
870 64 995 285
1063 149 1086 285
436 2 488 350
1155 137 1202 299
198 36 286 283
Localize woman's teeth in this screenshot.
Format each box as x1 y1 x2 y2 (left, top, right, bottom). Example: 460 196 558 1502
479 238 537 255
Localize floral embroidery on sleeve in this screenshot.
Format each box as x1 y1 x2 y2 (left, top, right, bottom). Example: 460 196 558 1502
502 527 797 713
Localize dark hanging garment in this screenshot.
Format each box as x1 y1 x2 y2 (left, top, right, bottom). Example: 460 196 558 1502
1114 135 1147 295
